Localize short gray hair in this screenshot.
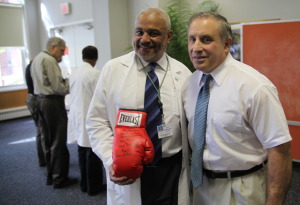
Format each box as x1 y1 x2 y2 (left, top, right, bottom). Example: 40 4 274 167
46 37 66 49
136 8 171 31
188 12 232 42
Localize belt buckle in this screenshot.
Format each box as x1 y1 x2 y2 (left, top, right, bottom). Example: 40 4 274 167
204 169 216 179
210 171 216 179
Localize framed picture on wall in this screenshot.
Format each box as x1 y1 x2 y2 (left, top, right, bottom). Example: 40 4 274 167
230 24 242 61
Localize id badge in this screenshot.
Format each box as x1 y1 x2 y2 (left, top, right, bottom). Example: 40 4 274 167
157 124 173 139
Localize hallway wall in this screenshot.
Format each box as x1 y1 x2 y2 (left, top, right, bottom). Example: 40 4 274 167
2 0 300 117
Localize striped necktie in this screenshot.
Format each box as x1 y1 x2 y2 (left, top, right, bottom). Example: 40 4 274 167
144 63 162 165
191 74 213 188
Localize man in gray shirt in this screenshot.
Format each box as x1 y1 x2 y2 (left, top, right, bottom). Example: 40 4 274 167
31 37 77 189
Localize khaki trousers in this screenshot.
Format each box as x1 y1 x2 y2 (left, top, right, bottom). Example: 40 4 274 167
193 167 267 205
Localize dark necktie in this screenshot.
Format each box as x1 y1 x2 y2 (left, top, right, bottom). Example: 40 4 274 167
144 63 162 165
191 74 213 188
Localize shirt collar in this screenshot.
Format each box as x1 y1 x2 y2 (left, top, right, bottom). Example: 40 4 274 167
210 53 233 87
43 50 51 56
199 53 233 87
137 53 167 71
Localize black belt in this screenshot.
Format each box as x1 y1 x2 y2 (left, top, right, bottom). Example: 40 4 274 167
38 94 64 99
203 160 267 179
144 150 182 168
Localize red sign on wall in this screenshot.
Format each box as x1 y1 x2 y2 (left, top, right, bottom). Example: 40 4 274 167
60 3 71 15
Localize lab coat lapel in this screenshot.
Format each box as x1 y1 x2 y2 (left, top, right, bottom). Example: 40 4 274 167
169 59 183 113
117 52 144 110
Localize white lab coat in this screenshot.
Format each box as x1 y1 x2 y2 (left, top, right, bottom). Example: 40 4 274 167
86 51 191 205
68 62 100 147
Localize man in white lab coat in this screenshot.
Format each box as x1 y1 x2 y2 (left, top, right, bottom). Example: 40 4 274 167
68 46 106 196
86 8 191 205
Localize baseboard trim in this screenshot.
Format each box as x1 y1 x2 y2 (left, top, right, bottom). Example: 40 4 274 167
0 106 31 121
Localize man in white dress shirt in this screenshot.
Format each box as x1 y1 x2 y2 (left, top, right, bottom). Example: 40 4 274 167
182 12 292 205
86 8 191 205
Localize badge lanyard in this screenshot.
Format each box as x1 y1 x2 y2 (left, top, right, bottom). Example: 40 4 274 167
139 56 170 124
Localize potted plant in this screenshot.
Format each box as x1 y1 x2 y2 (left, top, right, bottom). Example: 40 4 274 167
166 0 219 72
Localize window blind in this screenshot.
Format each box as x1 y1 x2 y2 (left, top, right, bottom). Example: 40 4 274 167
0 5 24 47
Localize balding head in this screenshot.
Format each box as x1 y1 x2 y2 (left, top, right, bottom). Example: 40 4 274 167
136 8 171 31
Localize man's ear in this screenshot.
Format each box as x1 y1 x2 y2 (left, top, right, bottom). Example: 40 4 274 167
224 37 232 53
167 30 173 44
49 45 56 55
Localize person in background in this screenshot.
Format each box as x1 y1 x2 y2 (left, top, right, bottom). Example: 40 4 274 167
182 11 292 205
68 45 106 196
86 8 191 205
25 59 46 167
31 37 77 189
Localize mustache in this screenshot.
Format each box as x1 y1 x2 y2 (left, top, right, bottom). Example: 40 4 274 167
138 42 154 48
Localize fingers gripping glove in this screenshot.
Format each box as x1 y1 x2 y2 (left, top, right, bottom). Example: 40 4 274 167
113 109 154 179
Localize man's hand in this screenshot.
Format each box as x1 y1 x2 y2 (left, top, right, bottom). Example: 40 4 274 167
109 164 136 185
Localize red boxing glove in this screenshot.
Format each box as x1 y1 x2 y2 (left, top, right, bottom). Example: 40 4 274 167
112 109 154 179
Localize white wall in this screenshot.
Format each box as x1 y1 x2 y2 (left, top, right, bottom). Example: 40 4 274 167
108 0 130 59
25 0 300 70
212 0 300 23
39 0 93 25
91 0 130 69
24 0 41 60
159 0 300 23
37 0 94 47
91 0 111 70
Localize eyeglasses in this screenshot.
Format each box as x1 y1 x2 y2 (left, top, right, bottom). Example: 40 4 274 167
55 46 65 53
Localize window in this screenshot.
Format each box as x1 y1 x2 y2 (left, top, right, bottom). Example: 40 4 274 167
0 47 25 86
0 1 27 90
0 0 23 5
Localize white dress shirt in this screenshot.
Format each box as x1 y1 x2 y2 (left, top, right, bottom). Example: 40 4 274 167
182 54 292 171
